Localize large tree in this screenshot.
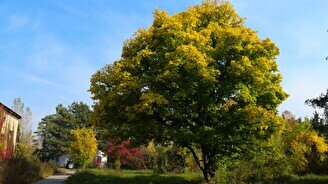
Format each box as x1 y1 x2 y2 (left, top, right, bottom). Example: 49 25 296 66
90 1 287 181
36 102 93 160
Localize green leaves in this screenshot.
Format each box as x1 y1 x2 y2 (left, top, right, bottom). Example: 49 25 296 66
36 102 93 160
90 1 287 181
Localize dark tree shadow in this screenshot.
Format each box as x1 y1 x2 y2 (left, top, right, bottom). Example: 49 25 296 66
66 171 203 184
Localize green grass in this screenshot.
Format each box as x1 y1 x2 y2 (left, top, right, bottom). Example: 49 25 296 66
66 169 328 184
65 169 203 184
278 174 328 184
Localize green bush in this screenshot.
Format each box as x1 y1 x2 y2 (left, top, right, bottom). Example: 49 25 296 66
40 161 57 178
142 143 194 174
0 143 57 184
1 155 41 183
214 139 292 183
215 159 289 184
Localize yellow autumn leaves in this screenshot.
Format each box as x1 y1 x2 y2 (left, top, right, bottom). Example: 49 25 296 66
69 128 98 169
283 119 328 172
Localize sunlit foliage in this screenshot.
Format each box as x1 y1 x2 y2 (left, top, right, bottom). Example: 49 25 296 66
90 1 287 181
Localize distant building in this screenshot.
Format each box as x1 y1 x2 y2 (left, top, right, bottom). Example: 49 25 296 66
0 102 21 158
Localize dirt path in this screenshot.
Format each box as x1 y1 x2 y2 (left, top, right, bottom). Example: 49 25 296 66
34 174 69 184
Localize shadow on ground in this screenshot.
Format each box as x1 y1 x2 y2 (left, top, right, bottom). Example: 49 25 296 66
66 171 203 184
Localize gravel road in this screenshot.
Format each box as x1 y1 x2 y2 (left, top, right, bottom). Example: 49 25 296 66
34 174 69 184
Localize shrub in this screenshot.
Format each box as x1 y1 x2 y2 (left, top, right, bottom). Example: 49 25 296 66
0 142 57 184
40 161 57 178
282 120 328 174
141 142 196 174
106 139 145 170
215 156 291 184
2 155 41 184
214 136 292 184
1 143 41 184
154 145 187 174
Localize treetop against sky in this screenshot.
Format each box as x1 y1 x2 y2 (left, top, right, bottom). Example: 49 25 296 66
0 0 327 131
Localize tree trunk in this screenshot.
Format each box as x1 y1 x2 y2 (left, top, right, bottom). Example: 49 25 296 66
202 169 212 183
201 164 215 183
187 145 215 183
201 146 215 183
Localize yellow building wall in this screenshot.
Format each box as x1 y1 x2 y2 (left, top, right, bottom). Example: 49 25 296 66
1 113 19 148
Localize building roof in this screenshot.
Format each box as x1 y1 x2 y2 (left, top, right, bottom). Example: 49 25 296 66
0 102 21 119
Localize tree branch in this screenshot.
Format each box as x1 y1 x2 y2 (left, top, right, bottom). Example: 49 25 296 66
186 145 204 172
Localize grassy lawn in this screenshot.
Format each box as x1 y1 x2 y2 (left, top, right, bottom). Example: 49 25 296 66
281 174 328 184
66 169 328 184
65 169 203 184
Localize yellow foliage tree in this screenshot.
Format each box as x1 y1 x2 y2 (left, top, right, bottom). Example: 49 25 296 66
283 119 328 173
69 128 98 169
90 1 288 181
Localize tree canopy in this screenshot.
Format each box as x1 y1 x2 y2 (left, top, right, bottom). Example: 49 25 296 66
90 1 287 181
306 90 328 137
306 90 328 111
36 102 93 160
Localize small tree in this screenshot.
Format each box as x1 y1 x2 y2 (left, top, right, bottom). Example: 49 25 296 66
69 128 97 169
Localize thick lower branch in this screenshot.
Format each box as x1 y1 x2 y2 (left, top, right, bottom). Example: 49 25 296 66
186 146 204 173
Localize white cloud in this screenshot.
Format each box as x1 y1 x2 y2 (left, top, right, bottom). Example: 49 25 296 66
26 75 62 88
3 14 39 33
26 34 98 97
5 15 29 31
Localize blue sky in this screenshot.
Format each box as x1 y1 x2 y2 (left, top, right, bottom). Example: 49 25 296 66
0 0 327 131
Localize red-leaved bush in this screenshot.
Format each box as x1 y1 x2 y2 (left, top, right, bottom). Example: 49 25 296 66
0 145 13 159
106 139 145 170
